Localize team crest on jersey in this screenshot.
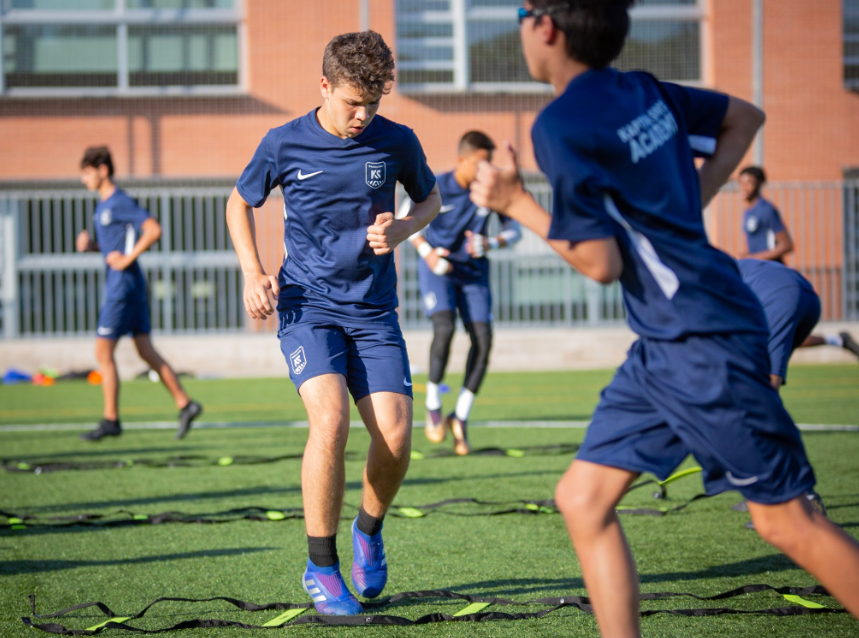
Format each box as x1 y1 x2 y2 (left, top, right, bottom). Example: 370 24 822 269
290 346 307 375
745 216 759 233
99 209 112 226
366 162 386 189
424 292 437 311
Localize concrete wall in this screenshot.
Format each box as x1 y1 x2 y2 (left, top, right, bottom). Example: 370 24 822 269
2 323 857 381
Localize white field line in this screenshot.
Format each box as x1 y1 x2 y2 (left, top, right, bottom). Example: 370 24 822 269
0 421 856 432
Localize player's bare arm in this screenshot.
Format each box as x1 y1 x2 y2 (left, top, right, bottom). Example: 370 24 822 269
698 96 765 208
105 217 161 271
471 141 622 284
225 186 280 321
745 229 794 261
368 183 441 255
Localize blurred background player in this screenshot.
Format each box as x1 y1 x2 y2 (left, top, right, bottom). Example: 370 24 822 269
471 1 859 634
400 131 521 455
739 258 859 390
76 146 202 441
739 165 794 263
226 32 440 616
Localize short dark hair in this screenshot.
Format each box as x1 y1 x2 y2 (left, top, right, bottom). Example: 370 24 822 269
529 0 634 69
322 30 395 97
459 130 496 156
740 165 767 185
80 146 114 177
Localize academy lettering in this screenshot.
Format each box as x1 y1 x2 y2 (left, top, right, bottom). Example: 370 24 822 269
616 100 678 164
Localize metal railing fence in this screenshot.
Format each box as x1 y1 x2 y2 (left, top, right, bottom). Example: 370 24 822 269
1 177 856 339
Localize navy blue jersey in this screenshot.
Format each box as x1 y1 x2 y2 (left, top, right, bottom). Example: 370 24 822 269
423 171 517 279
737 258 815 312
534 68 766 339
237 110 436 320
93 188 150 302
744 197 786 254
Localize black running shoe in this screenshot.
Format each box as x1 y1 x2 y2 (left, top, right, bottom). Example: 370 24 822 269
840 332 859 360
80 420 121 441
176 400 203 440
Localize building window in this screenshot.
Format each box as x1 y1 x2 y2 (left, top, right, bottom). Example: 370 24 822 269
0 0 243 96
846 0 859 89
395 0 704 93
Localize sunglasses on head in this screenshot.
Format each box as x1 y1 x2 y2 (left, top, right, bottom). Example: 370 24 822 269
517 3 574 25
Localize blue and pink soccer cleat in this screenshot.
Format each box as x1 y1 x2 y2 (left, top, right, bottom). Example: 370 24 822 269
351 518 387 598
302 559 363 615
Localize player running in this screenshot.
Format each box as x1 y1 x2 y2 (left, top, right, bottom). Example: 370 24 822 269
401 131 521 455
738 258 859 390
738 165 794 262
471 2 859 635
76 147 202 442
226 32 441 616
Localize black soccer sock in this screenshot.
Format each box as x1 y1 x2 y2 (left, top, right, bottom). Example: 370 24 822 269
357 507 384 536
307 534 338 568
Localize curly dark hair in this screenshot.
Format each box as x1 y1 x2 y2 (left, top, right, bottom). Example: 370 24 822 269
529 0 634 69
80 146 114 177
322 30 395 97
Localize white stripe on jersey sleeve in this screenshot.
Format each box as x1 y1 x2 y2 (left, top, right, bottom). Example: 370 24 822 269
602 193 680 300
123 223 136 255
688 135 717 156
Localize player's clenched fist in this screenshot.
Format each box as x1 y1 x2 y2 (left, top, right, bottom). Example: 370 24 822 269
243 272 281 320
367 212 410 255
76 229 94 252
469 141 527 217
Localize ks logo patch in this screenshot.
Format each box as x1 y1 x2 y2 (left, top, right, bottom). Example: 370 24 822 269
290 346 307 375
366 161 386 189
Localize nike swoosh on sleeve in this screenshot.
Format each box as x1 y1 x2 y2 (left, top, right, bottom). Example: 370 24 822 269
439 205 455 213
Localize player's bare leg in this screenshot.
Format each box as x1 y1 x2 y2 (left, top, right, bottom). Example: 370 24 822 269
356 391 412 518
95 337 120 421
299 373 352 537
133 334 190 408
749 497 859 618
134 334 201 438
556 460 641 638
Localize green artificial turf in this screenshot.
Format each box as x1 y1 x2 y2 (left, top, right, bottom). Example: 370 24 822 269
1 365 858 637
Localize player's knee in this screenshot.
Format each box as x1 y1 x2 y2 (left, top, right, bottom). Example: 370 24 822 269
431 311 456 346
469 322 492 363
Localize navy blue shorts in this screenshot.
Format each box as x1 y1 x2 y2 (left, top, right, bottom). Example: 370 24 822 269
417 259 492 324
578 333 815 505
766 286 821 381
277 311 413 403
96 295 151 340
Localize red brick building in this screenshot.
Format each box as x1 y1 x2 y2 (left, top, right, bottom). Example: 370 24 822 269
0 0 856 182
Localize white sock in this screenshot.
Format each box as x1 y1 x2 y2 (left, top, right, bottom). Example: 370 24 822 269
824 334 844 347
426 382 442 411
455 388 475 422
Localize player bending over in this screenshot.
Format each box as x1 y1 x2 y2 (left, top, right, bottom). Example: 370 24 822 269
471 2 859 635
77 146 202 441
739 258 859 390
226 32 441 616
400 131 521 455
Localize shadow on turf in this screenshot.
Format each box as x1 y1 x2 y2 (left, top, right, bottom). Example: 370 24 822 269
0 547 276 576
5 446 214 461
25 470 557 514
437 555 799 599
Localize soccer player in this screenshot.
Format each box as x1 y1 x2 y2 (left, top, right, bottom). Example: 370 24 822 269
225 32 440 616
76 146 202 441
470 2 859 634
401 131 521 455
738 166 794 262
738 258 859 390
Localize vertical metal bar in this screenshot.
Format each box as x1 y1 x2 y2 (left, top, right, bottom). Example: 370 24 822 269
64 196 74 253
160 193 173 334
33 270 43 334
22 272 31 336
451 0 468 90
117 23 129 93
76 266 85 335
88 267 97 333
0 10 5 95
751 0 764 165
1 197 20 338
359 0 369 31
215 193 226 250
829 185 838 320
847 184 857 320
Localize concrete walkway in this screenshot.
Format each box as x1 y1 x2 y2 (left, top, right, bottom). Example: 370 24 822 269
2 323 858 380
